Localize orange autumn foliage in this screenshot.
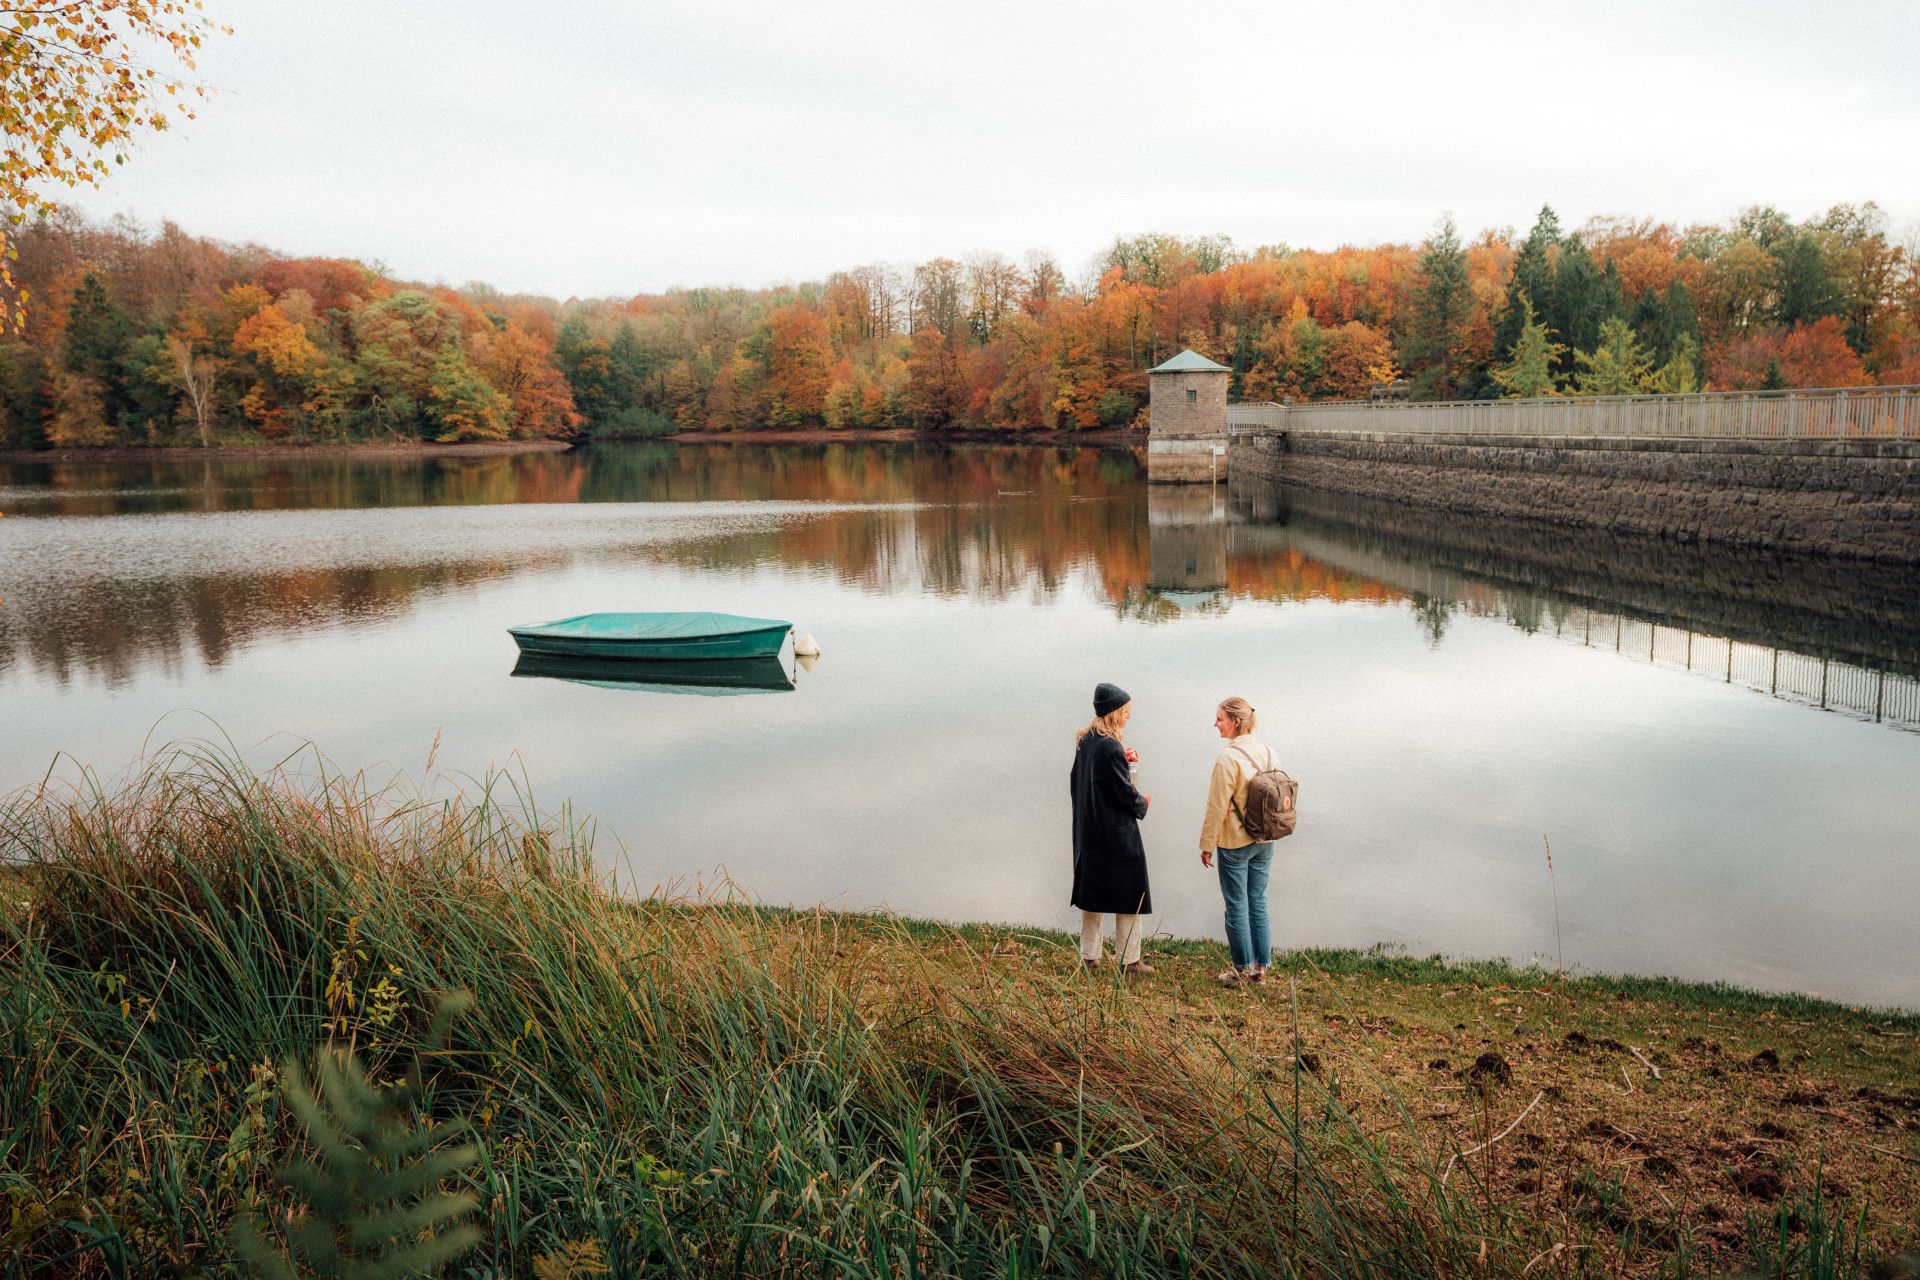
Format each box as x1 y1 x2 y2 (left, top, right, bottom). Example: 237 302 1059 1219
472 322 581 439
768 306 833 426
5 204 1911 453
1583 218 1707 301
1778 317 1870 388
255 258 381 317
233 304 321 379
1709 317 1868 390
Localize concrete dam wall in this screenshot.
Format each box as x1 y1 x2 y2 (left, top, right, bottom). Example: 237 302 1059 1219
1228 430 1920 565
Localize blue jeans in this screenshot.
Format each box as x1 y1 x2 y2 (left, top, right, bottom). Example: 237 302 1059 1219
1216 842 1275 970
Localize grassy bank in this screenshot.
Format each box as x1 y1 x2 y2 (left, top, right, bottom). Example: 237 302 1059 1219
1 745 1915 1278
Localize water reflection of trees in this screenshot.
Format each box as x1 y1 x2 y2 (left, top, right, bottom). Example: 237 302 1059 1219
3 559 554 687
0 442 1136 517
0 445 1165 685
0 443 1419 687
590 446 1156 601
8 444 1915 726
0 452 592 517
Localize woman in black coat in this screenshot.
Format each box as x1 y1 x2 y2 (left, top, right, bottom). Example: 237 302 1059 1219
1070 682 1154 973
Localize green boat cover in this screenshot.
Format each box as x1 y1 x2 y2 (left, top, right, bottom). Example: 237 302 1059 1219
510 612 790 641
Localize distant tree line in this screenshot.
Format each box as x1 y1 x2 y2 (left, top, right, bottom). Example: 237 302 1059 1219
0 216 579 449
3 203 1917 449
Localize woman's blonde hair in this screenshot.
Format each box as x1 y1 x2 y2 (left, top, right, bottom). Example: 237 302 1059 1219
1218 696 1257 736
1075 706 1129 743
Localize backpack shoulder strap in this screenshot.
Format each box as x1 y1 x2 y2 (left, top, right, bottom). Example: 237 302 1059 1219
1226 742 1262 827
1229 741 1275 772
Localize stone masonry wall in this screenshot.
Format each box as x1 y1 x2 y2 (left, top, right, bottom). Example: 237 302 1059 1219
1149 371 1229 438
1146 438 1226 483
1229 431 1920 564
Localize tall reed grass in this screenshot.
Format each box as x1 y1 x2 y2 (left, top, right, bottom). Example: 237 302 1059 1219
0 742 1896 1278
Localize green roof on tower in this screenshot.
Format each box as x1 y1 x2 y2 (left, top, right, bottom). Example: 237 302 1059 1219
1146 349 1230 374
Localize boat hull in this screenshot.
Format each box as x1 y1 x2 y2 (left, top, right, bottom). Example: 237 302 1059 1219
508 627 789 661
507 611 792 661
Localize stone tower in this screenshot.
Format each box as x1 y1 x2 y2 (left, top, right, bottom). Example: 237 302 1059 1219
1146 348 1230 483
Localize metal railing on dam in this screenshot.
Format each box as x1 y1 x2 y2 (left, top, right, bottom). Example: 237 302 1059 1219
1226 384 1920 439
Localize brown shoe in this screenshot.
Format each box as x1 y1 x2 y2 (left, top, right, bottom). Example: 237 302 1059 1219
1082 958 1101 973
1123 960 1155 975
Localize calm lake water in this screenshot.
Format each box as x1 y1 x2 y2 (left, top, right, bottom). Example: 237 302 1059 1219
3 442 1917 1008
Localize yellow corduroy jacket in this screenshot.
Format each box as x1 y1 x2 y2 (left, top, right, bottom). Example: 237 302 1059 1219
1199 736 1278 854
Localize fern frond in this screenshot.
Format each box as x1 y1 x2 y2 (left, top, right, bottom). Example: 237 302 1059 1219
371 1224 486 1280
231 995 481 1280
362 1143 479 1205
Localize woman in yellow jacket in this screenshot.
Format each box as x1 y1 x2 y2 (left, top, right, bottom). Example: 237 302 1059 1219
1198 696 1277 985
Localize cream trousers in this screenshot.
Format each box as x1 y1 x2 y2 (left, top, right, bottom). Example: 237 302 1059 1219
1079 911 1143 965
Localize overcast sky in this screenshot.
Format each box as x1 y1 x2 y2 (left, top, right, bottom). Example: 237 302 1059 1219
63 0 1920 299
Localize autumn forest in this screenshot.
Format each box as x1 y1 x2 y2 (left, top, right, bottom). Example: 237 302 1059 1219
2 202 1917 450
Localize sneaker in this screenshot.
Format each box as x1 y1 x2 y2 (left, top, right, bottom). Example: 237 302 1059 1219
1247 968 1267 985
1216 968 1243 986
1082 958 1101 972
1123 960 1155 975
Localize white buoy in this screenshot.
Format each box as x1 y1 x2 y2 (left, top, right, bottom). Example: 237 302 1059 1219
792 631 821 658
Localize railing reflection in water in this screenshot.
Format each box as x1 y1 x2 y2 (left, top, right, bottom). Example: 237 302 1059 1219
1550 606 1920 731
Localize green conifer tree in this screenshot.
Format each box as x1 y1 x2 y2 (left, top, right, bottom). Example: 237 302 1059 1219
1630 279 1702 373
61 273 132 380
1406 214 1473 400
1229 328 1253 401
1774 231 1840 328
1489 300 1564 398
61 271 135 433
1492 205 1561 359
1572 316 1656 396
1548 240 1620 378
1648 332 1701 395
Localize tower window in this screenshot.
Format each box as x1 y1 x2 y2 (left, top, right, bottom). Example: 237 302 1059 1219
1186 389 1198 404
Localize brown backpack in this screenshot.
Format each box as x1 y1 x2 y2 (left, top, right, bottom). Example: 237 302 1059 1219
1229 744 1298 842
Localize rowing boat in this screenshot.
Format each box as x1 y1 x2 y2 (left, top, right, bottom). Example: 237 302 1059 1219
507 611 791 661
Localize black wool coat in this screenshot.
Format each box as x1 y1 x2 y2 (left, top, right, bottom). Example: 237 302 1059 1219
1069 732 1152 915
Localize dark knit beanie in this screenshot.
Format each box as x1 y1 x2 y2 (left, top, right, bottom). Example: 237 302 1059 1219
1093 682 1131 716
